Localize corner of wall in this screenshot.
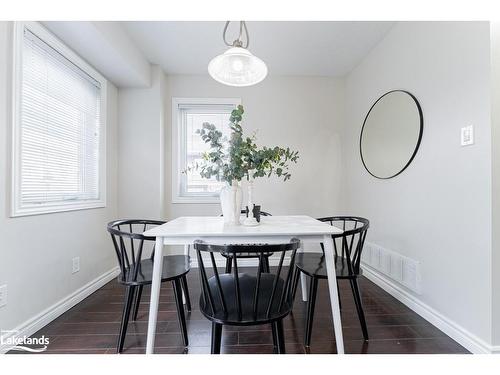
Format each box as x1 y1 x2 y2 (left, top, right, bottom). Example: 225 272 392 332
490 21 500 347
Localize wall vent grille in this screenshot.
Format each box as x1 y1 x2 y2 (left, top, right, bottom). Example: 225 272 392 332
361 242 422 294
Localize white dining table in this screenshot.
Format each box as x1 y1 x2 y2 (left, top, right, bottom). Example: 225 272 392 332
143 215 344 354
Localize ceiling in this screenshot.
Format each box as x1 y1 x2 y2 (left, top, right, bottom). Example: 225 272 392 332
123 21 394 77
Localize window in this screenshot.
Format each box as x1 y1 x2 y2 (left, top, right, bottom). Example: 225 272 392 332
172 98 241 203
11 22 107 216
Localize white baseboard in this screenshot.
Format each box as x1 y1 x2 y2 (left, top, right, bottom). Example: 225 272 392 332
0 267 119 354
361 264 493 354
491 346 500 354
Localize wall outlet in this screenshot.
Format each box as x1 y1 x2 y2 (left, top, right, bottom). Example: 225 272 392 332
72 257 80 274
461 125 474 146
0 284 7 308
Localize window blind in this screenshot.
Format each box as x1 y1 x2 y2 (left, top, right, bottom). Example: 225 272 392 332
19 28 102 207
179 105 232 196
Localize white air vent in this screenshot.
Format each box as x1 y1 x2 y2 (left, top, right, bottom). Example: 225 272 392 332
362 242 422 294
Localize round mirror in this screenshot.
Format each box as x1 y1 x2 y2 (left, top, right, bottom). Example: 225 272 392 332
360 90 423 179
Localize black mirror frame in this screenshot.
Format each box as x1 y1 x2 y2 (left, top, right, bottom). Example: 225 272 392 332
359 90 424 180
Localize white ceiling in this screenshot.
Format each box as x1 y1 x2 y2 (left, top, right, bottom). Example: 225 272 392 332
43 21 152 87
123 21 394 77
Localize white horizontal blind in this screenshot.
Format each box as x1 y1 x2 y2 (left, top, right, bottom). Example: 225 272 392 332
19 28 102 208
179 104 232 197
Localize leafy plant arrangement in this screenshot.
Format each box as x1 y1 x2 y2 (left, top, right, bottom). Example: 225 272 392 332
192 105 299 185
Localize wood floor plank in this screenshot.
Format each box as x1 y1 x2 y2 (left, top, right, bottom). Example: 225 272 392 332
11 271 467 355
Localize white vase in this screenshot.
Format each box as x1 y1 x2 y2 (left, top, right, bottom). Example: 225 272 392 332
220 181 242 225
242 178 259 226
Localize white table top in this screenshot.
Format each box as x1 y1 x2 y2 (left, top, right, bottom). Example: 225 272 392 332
143 215 343 238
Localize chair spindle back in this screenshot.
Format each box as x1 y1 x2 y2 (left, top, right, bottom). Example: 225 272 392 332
194 239 300 323
318 216 369 275
107 219 165 283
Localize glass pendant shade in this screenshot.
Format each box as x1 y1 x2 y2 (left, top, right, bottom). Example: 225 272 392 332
208 47 268 87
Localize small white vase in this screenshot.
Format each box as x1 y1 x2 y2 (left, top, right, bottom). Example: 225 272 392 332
242 178 259 226
220 181 242 225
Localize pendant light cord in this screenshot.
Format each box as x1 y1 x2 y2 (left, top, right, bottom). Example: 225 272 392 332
223 21 249 48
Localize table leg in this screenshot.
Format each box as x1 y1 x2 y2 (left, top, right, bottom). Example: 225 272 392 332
146 236 164 354
300 272 308 301
182 244 190 304
322 234 344 354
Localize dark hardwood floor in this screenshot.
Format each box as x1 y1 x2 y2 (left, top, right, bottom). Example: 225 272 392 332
15 267 468 354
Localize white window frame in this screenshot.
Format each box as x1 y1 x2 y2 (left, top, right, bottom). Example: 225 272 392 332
10 21 107 217
171 97 241 204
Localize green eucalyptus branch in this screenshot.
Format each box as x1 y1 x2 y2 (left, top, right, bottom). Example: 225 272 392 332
186 104 299 185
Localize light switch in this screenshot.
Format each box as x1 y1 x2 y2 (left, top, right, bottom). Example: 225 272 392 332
72 257 80 274
461 125 474 146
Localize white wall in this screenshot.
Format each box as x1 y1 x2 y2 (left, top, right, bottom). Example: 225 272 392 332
342 22 492 348
0 21 119 333
164 75 345 220
491 22 500 349
117 65 165 219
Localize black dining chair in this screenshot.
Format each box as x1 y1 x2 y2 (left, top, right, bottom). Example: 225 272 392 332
221 210 273 273
194 238 301 354
292 216 370 346
107 219 191 353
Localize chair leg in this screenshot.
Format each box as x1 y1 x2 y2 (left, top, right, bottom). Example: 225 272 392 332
132 285 143 321
180 275 192 312
172 279 189 346
225 257 232 273
273 319 286 354
271 323 278 351
291 267 301 302
211 322 223 354
349 277 369 341
117 285 135 353
304 277 318 347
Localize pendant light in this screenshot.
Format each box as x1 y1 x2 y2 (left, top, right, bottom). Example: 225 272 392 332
208 21 268 87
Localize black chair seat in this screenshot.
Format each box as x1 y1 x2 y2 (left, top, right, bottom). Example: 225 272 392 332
119 255 190 286
200 273 292 326
295 252 363 279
